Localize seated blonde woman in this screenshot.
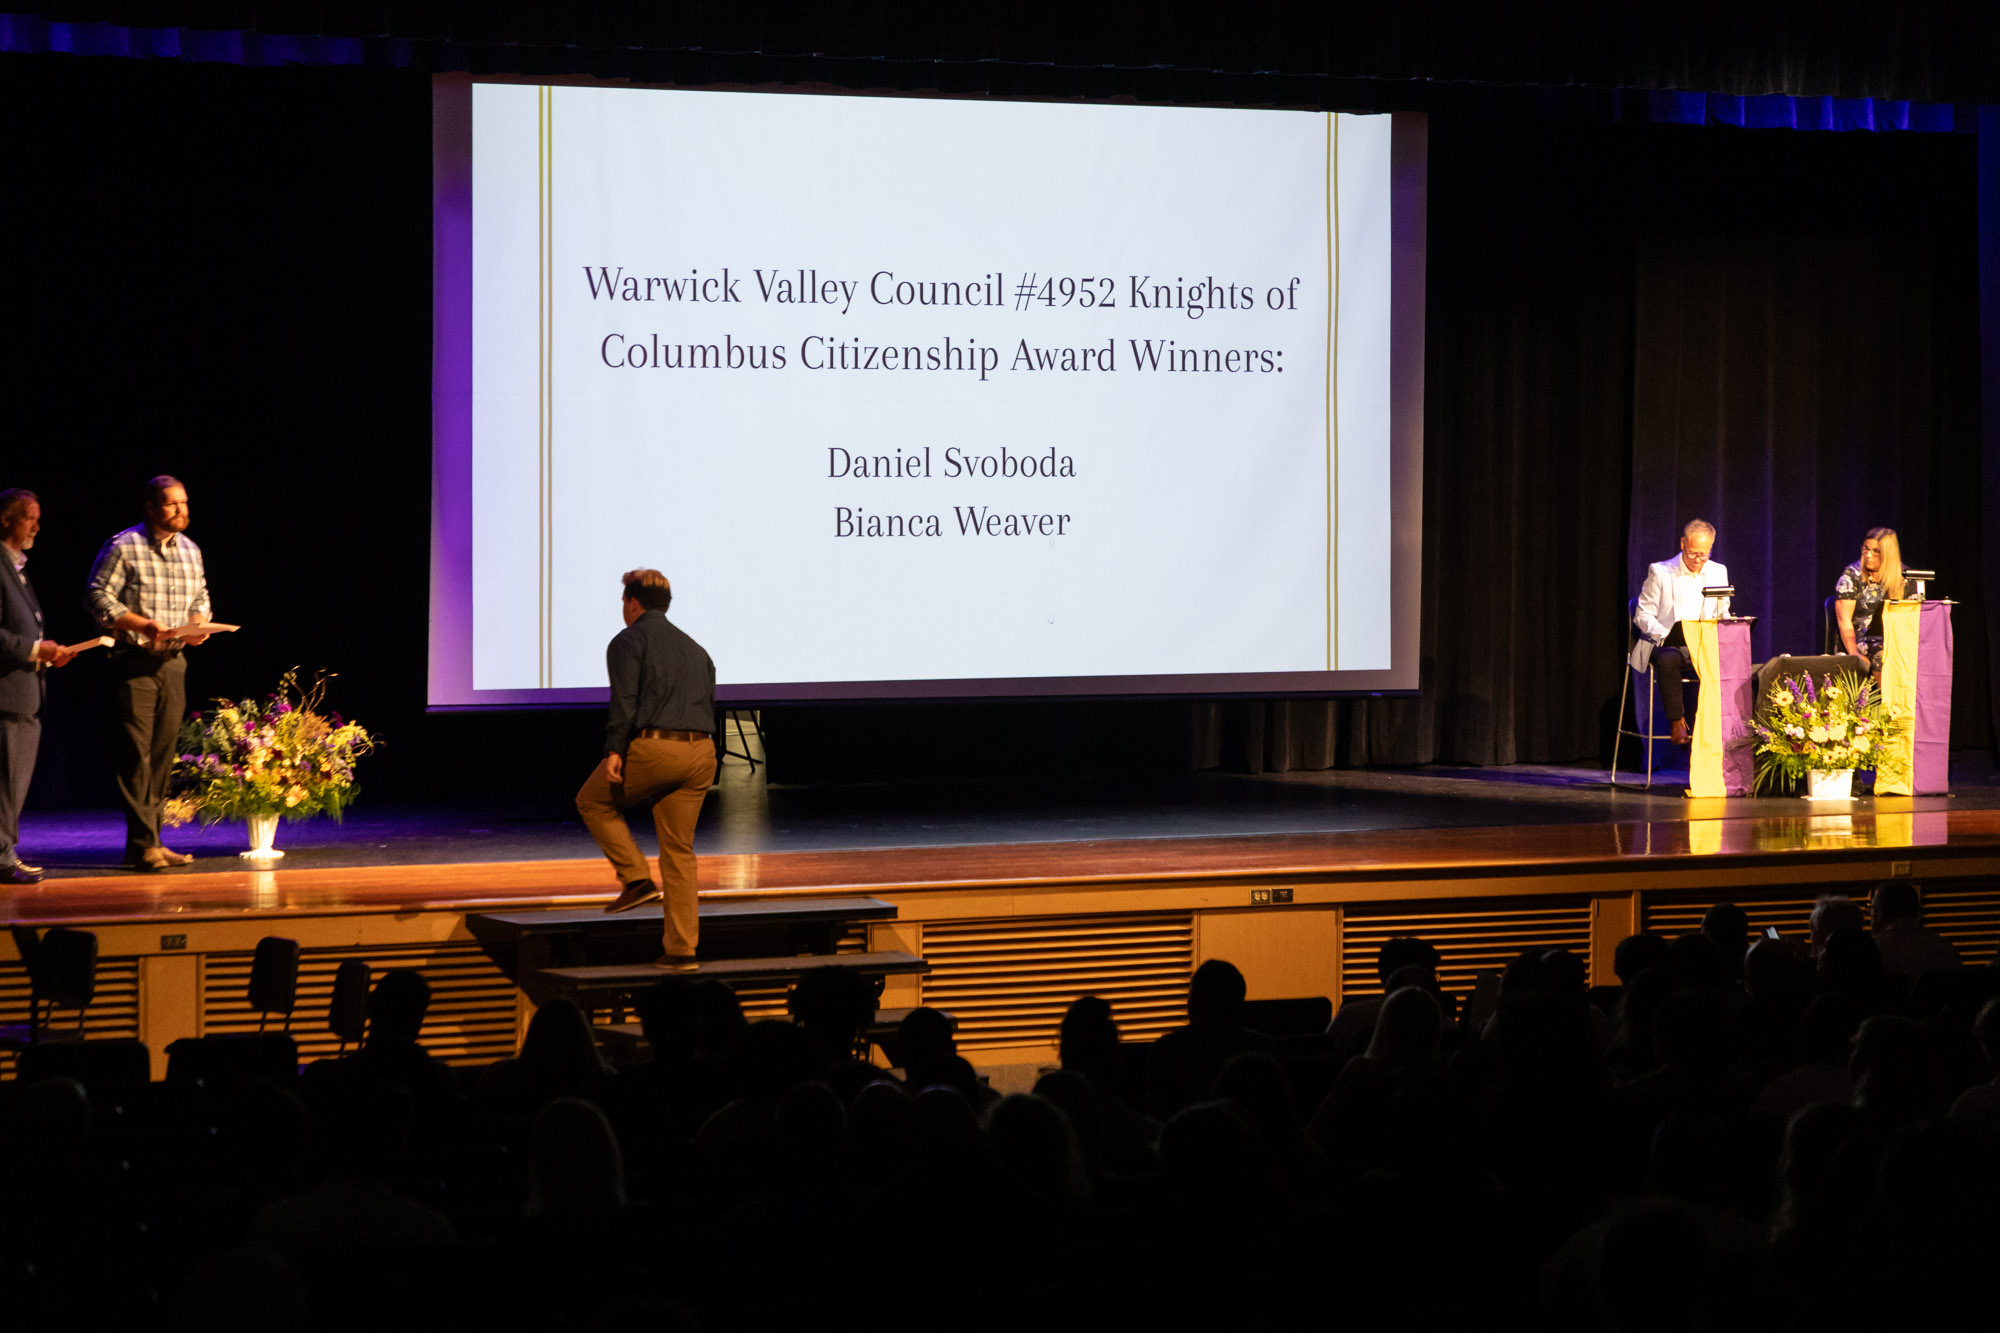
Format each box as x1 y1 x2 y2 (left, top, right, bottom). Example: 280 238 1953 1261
1833 527 1904 675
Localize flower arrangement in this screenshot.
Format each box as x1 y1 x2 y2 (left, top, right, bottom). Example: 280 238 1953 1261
164 669 375 826
1751 669 1896 793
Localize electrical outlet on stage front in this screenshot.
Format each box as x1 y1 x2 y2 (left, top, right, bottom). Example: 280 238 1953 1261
1250 889 1272 905
1273 888 1294 904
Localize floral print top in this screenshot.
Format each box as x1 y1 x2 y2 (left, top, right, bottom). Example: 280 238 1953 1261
1833 561 1889 645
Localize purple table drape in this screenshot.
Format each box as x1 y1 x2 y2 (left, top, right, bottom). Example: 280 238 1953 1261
1913 602 1954 795
1717 621 1756 795
1688 619 1756 798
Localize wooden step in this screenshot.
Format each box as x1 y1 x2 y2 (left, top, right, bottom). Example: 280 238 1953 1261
538 950 930 1006
469 895 899 939
593 1006 954 1059
473 897 905 985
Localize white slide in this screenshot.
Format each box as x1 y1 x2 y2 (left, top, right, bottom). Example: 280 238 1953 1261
434 84 1416 702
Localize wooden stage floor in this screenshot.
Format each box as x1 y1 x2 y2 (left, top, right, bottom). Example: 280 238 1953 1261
4 786 1994 928
8 762 1999 1070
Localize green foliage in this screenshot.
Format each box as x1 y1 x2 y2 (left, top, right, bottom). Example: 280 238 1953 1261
165 669 375 826
1750 669 1898 794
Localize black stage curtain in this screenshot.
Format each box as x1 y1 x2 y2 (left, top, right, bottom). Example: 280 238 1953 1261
1624 129 1987 748
1213 118 1988 774
3 56 1989 801
1205 116 1638 772
3 58 450 807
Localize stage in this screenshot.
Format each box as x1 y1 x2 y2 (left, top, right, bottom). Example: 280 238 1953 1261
6 755 2000 1073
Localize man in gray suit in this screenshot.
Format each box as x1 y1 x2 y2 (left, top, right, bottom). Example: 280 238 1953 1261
0 488 78 885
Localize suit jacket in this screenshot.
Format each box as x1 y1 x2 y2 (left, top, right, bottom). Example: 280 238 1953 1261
1634 555 1731 645
0 552 47 718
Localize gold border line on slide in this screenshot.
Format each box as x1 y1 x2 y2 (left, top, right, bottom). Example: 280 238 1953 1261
1325 112 1340 670
537 86 553 688
546 87 555 688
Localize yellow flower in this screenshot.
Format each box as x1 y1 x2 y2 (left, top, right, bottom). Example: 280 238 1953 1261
284 785 307 807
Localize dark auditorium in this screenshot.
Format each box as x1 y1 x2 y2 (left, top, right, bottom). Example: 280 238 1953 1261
6 6 2000 1330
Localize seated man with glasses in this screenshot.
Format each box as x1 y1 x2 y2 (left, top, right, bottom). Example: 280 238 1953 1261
1634 519 1731 746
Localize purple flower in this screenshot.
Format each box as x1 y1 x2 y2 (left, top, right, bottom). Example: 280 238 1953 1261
1801 674 1817 704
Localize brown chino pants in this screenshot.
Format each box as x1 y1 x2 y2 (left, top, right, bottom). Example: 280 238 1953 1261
575 736 715 956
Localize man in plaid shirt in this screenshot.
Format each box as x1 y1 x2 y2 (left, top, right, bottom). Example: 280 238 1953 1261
87 475 214 869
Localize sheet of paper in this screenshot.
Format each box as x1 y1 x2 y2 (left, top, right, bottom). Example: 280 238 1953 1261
158 622 242 640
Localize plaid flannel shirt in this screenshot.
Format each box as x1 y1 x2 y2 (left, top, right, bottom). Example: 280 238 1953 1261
87 524 212 647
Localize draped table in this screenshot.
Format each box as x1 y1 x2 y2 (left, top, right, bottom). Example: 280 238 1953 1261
1875 600 1953 796
1686 618 1757 798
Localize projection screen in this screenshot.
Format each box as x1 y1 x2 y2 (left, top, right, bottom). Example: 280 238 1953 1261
431 79 1425 706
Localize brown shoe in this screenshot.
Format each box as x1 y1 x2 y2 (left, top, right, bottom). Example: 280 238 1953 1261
1670 718 1690 746
653 956 700 971
154 846 194 867
604 879 662 914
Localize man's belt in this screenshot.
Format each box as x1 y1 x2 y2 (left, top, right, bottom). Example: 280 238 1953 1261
635 728 711 741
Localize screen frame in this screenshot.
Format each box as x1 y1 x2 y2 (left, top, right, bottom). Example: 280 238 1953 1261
430 76 1425 709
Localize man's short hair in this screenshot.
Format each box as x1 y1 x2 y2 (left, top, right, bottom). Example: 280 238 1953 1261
1682 518 1716 542
621 568 672 611
366 968 432 1045
145 474 185 505
1700 901 1749 942
1810 894 1866 952
1613 931 1672 986
1870 881 1922 926
1187 959 1247 1025
1376 935 1441 987
0 488 36 524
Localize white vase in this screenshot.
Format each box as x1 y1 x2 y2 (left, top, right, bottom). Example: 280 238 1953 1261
1805 769 1854 801
241 812 285 860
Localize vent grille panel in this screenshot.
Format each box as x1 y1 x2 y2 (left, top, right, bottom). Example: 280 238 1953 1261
920 914 1193 1050
203 941 520 1066
1643 892 1826 940
0 958 141 1078
1924 885 2000 965
1646 883 2000 965
1341 902 1593 1001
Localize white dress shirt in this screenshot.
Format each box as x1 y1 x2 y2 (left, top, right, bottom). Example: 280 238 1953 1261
1635 555 1730 644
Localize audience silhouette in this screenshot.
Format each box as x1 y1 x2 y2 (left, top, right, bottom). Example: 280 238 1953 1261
4 902 1996 1331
